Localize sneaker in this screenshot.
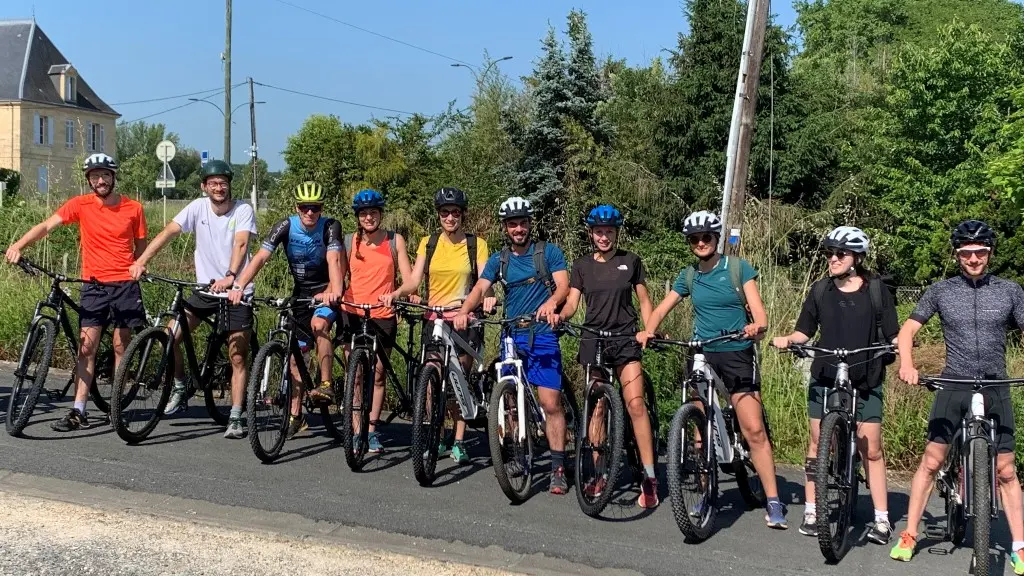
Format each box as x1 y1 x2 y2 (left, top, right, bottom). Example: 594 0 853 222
51 408 88 432
367 431 383 454
638 477 659 509
549 466 568 495
1011 549 1024 575
309 381 335 403
889 530 916 562
799 512 818 536
867 518 892 544
584 477 607 498
451 441 470 465
223 417 245 439
164 382 188 415
285 414 307 439
765 501 788 529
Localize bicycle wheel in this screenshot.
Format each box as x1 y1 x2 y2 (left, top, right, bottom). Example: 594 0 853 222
735 405 769 509
561 386 579 455
411 362 445 486
110 327 173 444
246 340 290 463
970 437 991 575
574 381 624 517
944 441 967 545
342 347 374 471
488 378 536 503
815 412 854 563
6 318 56 436
668 402 717 542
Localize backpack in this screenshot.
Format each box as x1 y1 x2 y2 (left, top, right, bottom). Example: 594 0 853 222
811 274 896 366
496 241 554 295
343 230 400 287
683 256 750 321
422 232 479 304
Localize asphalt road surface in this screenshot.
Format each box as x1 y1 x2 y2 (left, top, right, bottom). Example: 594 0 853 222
0 364 1014 576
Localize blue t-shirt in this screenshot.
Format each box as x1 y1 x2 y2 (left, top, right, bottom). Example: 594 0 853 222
671 256 757 352
482 242 567 335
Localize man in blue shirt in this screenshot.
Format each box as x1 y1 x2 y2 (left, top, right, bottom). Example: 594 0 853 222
454 196 571 494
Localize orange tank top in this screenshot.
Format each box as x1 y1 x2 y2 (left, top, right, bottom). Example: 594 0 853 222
342 233 396 319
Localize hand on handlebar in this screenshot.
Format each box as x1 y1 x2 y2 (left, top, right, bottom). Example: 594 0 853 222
771 336 790 350
227 287 244 305
5 246 22 265
128 262 147 280
636 330 654 348
210 276 234 293
899 363 920 386
316 290 341 306
483 296 497 315
453 312 470 331
743 323 767 341
545 312 561 328
379 291 399 308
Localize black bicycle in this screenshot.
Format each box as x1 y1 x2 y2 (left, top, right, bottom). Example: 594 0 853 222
246 296 347 463
338 300 421 471
919 376 1024 576
784 342 893 562
562 322 659 517
7 257 147 436
109 273 258 444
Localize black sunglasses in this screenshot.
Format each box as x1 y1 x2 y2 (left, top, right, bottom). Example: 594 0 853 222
687 233 715 246
823 249 853 260
297 204 323 213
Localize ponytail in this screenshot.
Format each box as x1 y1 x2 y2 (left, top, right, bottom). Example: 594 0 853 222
354 227 365 261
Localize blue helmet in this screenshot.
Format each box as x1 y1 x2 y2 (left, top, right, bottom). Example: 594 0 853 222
352 189 385 213
586 204 624 227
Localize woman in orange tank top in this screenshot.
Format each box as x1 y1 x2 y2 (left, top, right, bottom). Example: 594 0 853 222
341 189 412 454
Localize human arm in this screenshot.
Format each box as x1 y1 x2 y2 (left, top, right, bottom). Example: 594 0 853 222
478 239 497 314
741 278 768 340
6 213 64 263
633 256 654 327
130 221 182 279
211 229 251 293
388 251 425 301
636 291 683 347
132 205 149 261
897 286 937 385
773 287 818 349
537 269 569 323
454 277 494 331
228 248 272 304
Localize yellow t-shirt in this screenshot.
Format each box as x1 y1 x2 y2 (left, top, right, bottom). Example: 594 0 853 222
417 233 489 308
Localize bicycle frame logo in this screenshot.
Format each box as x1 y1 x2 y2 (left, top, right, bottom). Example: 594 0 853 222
428 317 486 421
689 352 740 465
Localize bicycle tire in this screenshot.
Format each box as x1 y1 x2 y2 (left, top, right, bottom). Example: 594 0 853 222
246 340 290 463
342 347 374 470
735 405 770 509
815 411 853 563
110 327 173 444
488 378 536 503
574 381 624 518
970 437 991 575
411 362 444 486
6 318 56 436
668 402 717 542
88 328 117 414
944 441 967 545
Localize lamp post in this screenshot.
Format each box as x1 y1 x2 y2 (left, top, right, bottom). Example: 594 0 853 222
451 56 513 84
187 99 264 159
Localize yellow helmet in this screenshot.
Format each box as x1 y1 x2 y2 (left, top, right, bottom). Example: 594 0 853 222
294 181 325 203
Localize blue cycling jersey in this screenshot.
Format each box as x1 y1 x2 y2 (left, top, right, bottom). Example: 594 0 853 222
261 215 343 292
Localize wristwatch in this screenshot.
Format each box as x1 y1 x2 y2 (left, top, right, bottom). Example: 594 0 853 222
226 270 237 278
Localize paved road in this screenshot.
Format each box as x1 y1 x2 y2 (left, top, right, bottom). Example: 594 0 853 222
0 365 1013 576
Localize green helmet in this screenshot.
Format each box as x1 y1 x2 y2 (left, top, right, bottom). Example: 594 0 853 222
201 159 234 182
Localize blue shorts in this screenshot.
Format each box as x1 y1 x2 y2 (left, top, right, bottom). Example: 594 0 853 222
296 305 337 350
501 330 562 391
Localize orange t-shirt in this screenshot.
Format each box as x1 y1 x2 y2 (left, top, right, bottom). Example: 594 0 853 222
56 194 147 283
342 234 396 319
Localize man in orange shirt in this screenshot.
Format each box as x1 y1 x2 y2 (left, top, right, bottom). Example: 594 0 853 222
5 153 148 432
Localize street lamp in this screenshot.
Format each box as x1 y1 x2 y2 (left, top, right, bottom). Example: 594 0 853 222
188 98 264 119
451 56 513 82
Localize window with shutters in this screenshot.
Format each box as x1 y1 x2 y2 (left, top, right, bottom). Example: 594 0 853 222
37 165 48 193
88 123 103 152
65 120 75 148
34 114 52 146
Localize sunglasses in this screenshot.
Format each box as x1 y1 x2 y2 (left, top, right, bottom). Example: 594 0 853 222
297 204 322 213
439 208 462 219
956 247 991 258
687 234 715 246
823 249 852 260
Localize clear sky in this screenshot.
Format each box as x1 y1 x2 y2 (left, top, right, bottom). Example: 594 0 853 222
4 0 799 171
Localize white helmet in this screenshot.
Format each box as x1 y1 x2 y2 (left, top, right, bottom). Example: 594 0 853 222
83 153 118 174
498 196 533 220
823 226 870 254
682 210 723 236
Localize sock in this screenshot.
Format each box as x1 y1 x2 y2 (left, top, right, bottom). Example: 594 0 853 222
73 400 86 415
1013 541 1024 553
230 406 242 420
644 465 656 479
874 509 888 524
805 502 816 515
550 450 565 471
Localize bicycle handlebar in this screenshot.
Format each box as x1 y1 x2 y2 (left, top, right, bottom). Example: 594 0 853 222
784 343 895 361
919 376 1024 393
141 273 211 291
648 328 761 351
15 257 114 285
559 322 636 340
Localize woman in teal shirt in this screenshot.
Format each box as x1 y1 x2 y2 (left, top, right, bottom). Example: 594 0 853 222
637 210 786 529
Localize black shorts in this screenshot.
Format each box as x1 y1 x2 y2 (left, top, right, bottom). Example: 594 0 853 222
928 388 1016 454
578 337 642 367
692 346 761 395
421 320 482 356
184 293 253 332
808 381 883 424
342 313 398 349
79 282 146 329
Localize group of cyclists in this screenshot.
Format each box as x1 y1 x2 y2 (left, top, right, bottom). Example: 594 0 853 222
5 152 1024 572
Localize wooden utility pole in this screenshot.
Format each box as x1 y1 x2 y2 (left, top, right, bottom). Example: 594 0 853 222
718 0 770 256
224 0 232 164
248 77 258 210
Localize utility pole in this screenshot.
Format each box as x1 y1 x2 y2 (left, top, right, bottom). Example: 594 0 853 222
224 0 232 164
249 77 258 210
718 0 770 256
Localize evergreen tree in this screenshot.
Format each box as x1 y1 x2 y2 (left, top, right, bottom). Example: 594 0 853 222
566 10 611 145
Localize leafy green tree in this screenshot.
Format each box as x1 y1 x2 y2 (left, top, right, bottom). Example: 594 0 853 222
279 114 364 215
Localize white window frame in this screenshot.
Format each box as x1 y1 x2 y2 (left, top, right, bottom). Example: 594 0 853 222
65 119 75 148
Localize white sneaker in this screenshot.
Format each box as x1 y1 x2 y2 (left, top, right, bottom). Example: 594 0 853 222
163 384 187 415
223 417 244 439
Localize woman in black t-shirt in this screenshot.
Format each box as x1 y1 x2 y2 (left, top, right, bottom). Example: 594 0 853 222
771 226 899 545
553 205 658 508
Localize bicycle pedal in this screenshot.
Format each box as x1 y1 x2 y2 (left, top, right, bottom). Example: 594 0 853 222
923 525 946 541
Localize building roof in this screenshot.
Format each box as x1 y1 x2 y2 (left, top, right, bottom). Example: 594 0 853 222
0 19 118 116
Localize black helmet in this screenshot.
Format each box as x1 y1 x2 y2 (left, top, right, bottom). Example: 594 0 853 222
201 159 234 182
951 220 995 249
435 187 468 209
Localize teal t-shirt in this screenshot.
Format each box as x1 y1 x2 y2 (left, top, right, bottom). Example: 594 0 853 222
671 256 757 352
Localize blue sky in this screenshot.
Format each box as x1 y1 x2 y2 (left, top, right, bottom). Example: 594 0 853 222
5 0 799 171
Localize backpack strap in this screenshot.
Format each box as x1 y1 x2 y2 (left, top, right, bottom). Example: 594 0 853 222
533 240 554 294
726 256 748 312
422 232 441 302
466 233 479 287
868 275 885 343
684 265 695 297
386 230 398 288
498 247 511 290
812 277 829 313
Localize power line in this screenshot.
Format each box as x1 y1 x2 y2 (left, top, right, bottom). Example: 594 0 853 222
110 86 224 106
119 83 246 125
270 0 476 68
253 81 419 115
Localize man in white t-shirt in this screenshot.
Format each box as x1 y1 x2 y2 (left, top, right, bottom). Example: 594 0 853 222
130 160 257 439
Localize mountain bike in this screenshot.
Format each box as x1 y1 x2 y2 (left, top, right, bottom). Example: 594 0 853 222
109 273 259 444
246 296 347 463
562 322 659 517
919 376 1024 576
487 315 579 504
650 330 770 542
785 342 894 562
7 257 150 436
337 300 421 471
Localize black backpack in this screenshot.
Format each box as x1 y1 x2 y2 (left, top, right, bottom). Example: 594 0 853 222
422 232 479 303
812 274 896 366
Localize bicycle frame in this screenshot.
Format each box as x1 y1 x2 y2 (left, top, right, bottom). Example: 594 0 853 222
343 304 420 423
259 299 346 402
688 352 739 466
955 392 998 520
157 285 232 393
424 316 487 420
494 328 546 443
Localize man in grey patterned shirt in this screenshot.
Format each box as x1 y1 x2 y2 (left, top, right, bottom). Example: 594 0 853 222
889 220 1024 572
